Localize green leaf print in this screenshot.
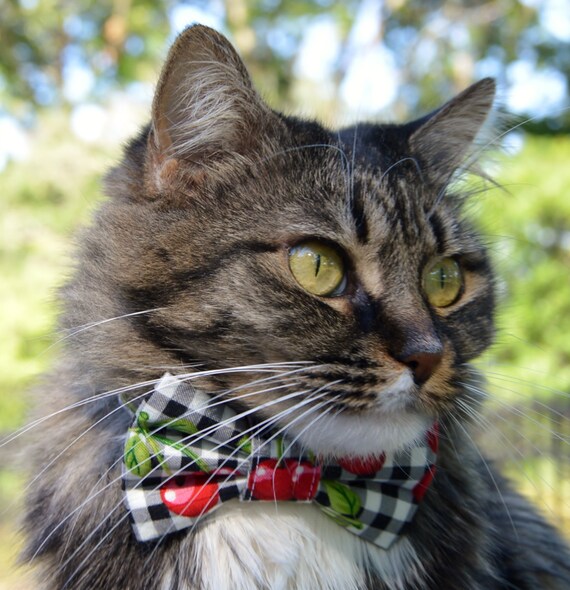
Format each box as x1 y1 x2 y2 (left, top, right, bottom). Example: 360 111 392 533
276 436 284 460
131 409 209 474
319 506 364 530
124 430 152 477
150 433 211 473
159 418 198 435
238 435 253 455
322 480 362 518
137 410 150 430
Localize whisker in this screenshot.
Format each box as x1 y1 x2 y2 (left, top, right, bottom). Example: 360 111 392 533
148 388 343 566
47 308 165 352
277 396 342 462
60 384 338 582
0 378 163 448
2 363 314 448
465 382 570 444
40 381 326 569
449 412 519 539
60 508 131 589
55 372 312 586
27 375 309 561
142 382 342 496
459 389 570 521
0 389 153 524
461 390 559 460
485 370 570 401
380 157 423 186
474 105 570 159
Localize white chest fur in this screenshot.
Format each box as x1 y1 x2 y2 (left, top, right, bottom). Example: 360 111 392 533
183 502 424 590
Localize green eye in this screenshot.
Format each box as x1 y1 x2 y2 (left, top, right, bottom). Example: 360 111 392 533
423 257 463 307
289 241 346 297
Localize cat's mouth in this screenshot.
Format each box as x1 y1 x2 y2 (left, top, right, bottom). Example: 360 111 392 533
281 370 433 457
286 405 432 457
180 358 445 457
373 371 418 412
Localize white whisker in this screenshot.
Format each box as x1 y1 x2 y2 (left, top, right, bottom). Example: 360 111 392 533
465 382 569 445
47 308 165 352
145 387 342 566
449 413 519 539
459 389 570 521
2 363 314 448
59 383 339 581
27 373 311 561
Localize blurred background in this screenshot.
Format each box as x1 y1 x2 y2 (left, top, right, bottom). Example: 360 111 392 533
1 0 569 586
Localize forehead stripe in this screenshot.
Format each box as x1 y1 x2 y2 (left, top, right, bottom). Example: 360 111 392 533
429 211 446 252
349 183 369 243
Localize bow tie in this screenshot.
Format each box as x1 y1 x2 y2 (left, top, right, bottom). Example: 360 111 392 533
122 373 438 549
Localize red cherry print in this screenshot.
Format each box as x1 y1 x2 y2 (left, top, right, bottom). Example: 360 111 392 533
248 459 294 501
291 461 321 500
413 465 437 502
160 474 220 517
427 423 439 453
338 453 386 476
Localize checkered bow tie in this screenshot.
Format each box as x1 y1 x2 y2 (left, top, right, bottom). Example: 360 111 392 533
122 373 438 549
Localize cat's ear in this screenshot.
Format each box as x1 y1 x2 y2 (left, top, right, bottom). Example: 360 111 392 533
408 78 496 184
149 25 271 179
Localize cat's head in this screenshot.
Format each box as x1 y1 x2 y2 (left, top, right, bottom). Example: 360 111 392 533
67 25 496 456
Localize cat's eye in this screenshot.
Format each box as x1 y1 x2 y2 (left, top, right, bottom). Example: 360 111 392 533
423 257 463 308
288 241 346 297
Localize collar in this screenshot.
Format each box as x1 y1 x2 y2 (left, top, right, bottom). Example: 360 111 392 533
122 373 438 549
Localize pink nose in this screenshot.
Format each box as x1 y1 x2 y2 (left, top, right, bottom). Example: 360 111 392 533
400 351 442 384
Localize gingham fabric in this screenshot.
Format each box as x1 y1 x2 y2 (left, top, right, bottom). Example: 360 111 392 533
122 373 438 549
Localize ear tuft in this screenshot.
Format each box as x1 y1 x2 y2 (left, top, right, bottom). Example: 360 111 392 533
409 78 497 184
151 25 269 165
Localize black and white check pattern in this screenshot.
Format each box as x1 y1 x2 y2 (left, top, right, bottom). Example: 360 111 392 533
122 373 438 549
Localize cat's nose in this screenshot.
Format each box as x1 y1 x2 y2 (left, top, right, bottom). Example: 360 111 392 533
401 351 442 385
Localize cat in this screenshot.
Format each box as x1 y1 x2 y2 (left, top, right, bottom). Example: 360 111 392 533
22 24 570 590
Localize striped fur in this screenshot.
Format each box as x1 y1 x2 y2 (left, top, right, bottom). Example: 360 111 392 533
23 25 570 589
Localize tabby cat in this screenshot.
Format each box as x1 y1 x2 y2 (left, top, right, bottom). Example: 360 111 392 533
23 24 570 590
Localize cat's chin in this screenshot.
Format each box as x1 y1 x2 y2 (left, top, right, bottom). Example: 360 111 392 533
286 372 433 457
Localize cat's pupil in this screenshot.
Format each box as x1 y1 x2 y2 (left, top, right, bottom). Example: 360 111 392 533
314 254 321 277
288 241 345 297
422 258 463 308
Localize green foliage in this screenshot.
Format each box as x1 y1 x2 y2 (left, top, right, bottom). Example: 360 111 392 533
0 0 173 109
0 111 117 431
474 137 570 403
2 1 569 129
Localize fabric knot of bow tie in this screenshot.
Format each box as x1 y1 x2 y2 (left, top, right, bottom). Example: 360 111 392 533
122 373 438 549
